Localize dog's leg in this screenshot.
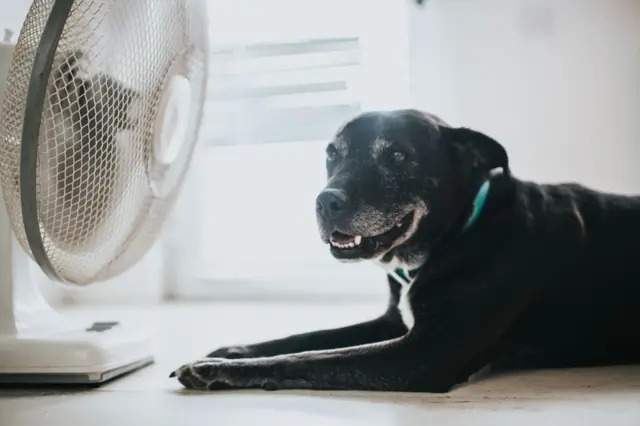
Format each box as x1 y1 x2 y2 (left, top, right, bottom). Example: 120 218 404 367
173 332 489 393
173 336 447 392
207 278 406 359
207 313 406 359
174 278 530 392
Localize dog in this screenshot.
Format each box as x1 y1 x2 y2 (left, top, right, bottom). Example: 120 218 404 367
171 109 640 392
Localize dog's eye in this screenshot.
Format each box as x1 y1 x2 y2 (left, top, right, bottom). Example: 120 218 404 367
392 151 407 163
326 145 338 162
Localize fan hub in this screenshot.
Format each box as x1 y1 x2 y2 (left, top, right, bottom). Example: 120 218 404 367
153 74 193 167
151 73 194 197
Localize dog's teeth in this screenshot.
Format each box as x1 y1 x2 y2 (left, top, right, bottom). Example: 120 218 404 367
396 223 402 228
330 239 359 249
330 234 362 249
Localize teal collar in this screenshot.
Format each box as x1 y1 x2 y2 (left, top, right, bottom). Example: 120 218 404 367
391 267 420 285
390 176 495 286
387 267 420 287
461 179 491 231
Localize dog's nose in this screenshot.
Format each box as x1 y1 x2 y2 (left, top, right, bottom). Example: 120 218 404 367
316 189 347 220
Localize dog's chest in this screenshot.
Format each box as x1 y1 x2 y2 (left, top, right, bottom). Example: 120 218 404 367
397 284 414 329
374 258 420 330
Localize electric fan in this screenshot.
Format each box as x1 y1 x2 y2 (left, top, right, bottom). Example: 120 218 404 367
0 0 208 384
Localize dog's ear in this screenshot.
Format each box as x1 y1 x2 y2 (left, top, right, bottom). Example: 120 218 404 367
440 127 509 175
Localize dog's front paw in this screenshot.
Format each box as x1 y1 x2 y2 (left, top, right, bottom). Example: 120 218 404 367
170 358 230 390
170 358 279 391
206 345 254 359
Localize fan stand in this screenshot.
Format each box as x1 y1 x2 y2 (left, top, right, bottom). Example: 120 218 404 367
0 197 155 385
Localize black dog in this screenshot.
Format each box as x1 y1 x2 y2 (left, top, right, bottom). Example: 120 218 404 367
172 109 640 392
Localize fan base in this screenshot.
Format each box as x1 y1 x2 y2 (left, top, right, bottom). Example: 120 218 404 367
0 322 154 385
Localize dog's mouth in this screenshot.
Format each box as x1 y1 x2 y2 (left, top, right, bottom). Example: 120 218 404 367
329 211 415 259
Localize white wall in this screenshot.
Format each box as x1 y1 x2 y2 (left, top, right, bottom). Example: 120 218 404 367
408 0 640 193
1 1 31 36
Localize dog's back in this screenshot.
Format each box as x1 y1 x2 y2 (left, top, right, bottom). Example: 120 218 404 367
489 180 640 370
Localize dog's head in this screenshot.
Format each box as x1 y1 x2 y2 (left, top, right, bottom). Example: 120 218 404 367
316 109 509 267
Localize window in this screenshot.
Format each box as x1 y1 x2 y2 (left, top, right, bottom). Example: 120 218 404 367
167 0 410 300
204 38 362 147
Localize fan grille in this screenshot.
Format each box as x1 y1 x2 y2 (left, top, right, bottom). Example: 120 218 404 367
0 0 208 284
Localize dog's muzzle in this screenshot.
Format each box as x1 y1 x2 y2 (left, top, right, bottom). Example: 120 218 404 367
316 188 419 260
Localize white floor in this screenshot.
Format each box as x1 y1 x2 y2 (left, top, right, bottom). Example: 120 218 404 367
2 302 640 426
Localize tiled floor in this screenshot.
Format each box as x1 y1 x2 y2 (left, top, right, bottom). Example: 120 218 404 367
2 302 640 425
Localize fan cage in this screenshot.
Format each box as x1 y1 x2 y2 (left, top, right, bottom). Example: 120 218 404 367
0 0 208 285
